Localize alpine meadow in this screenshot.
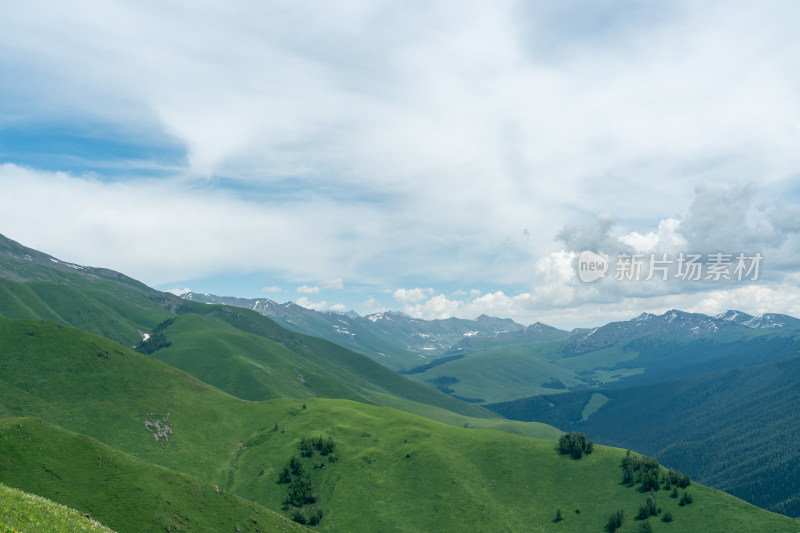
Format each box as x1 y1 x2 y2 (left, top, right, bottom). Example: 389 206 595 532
3 2 800 532
1 235 799 531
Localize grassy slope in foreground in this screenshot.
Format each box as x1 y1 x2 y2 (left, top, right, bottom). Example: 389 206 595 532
0 482 115 533
0 318 558 482
225 399 800 532
0 321 797 532
490 356 800 518
0 419 310 533
2 411 797 533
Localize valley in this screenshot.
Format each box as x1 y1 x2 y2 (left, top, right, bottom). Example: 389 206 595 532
0 233 799 531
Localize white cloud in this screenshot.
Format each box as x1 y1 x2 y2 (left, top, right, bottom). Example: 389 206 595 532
2 3 800 326
0 164 389 286
393 287 434 304
403 294 463 320
261 286 282 293
619 218 687 254
165 286 191 296
359 297 387 315
297 285 320 294
296 297 327 311
321 278 343 290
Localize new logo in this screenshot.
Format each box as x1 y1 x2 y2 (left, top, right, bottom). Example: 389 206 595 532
577 251 608 283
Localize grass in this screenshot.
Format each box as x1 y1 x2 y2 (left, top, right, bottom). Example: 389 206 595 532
407 342 648 405
0 250 494 419
0 318 797 532
0 482 115 533
0 277 174 347
580 393 609 422
496 356 800 518
197 401 800 532
362 390 562 439
0 419 310 533
160 303 495 418
408 344 582 403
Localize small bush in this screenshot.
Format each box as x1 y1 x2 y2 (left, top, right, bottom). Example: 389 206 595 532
637 504 650 521
558 432 593 460
623 463 635 484
290 505 322 525
641 471 660 492
299 437 314 457
277 465 292 484
606 509 624 533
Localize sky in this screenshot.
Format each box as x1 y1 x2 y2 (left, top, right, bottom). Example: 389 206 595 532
2 0 800 329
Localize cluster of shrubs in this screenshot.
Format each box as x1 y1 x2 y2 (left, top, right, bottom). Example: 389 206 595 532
606 509 624 532
621 450 691 491
557 432 593 459
277 455 322 525
616 450 694 528
299 435 336 458
554 448 696 530
276 435 338 525
637 494 660 520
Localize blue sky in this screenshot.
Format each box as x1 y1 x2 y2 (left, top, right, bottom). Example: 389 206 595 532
2 0 800 328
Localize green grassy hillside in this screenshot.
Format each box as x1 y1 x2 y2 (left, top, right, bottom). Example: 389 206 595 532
408 343 582 403
0 318 552 482
0 236 495 420
0 419 309 533
0 482 115 533
0 276 175 347
0 318 797 532
0 233 180 347
409 326 800 406
490 356 800 518
223 401 800 532
155 302 495 418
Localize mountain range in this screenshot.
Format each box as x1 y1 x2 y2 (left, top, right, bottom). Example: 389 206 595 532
179 291 799 369
1 231 799 531
180 291 527 370
177 287 800 518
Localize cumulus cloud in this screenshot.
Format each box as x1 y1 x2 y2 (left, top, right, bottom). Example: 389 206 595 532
393 287 434 304
261 286 282 293
296 297 327 311
2 3 800 326
556 213 630 255
359 296 387 315
619 218 687 254
678 183 783 252
297 285 320 294
391 182 800 328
